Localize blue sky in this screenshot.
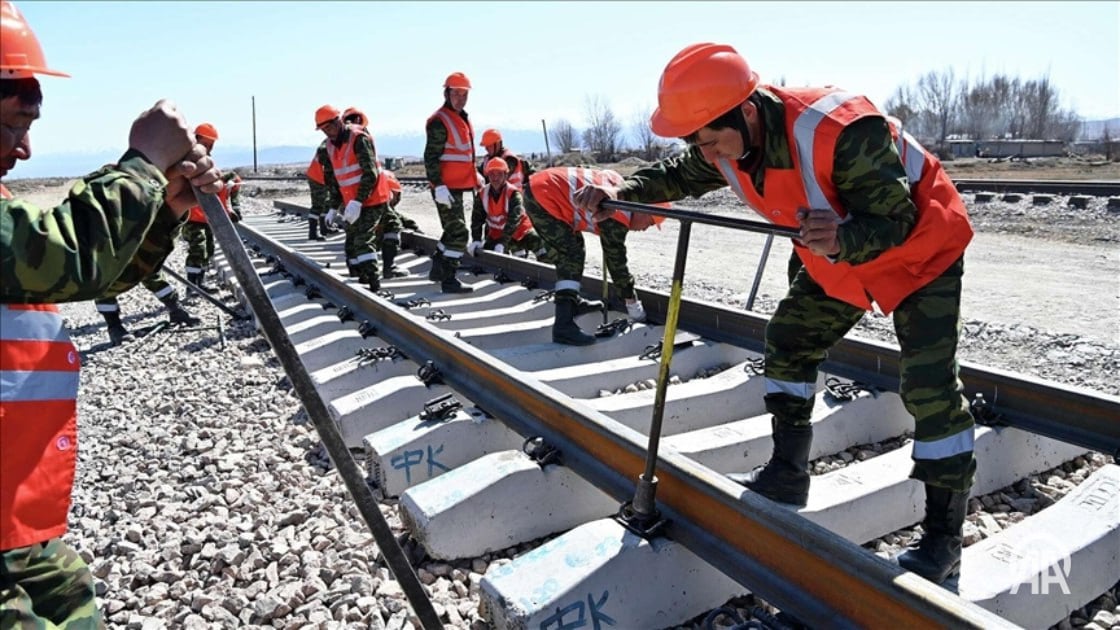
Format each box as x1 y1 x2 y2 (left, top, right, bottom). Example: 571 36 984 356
11 1 1120 176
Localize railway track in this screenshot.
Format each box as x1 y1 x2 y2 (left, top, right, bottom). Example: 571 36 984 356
211 201 1119 629
240 174 1120 198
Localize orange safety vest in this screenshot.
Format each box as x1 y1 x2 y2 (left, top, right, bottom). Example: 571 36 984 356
329 125 393 207
481 182 532 241
187 175 241 224
307 156 325 185
427 106 476 189
384 170 402 194
0 303 82 550
530 167 668 235
713 86 972 314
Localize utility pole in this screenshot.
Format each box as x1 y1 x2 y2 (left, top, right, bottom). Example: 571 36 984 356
541 119 552 166
251 96 258 173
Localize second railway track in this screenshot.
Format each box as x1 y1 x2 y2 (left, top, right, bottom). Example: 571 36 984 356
212 201 1119 629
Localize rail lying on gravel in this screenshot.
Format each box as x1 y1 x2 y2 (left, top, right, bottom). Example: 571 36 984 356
214 203 1119 628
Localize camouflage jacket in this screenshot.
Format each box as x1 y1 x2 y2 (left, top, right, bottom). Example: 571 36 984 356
316 129 381 209
0 151 177 304
423 102 471 187
619 87 918 265
470 187 526 244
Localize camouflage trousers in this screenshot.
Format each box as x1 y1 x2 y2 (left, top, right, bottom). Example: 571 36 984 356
92 270 176 313
181 222 214 273
525 198 636 299
431 189 472 264
0 538 102 629
764 255 975 492
372 206 405 247
346 203 388 281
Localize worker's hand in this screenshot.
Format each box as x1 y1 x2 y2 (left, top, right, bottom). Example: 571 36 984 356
325 207 338 226
797 208 841 257
466 240 482 256
433 185 452 207
128 100 196 173
572 184 620 224
163 145 223 217
343 200 362 223
493 243 505 255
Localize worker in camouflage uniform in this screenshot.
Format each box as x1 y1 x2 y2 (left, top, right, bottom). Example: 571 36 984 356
182 123 241 294
526 167 663 345
340 107 409 278
0 3 223 624
574 43 977 585
305 153 339 241
93 267 199 345
314 105 394 291
469 157 550 260
423 72 477 293
478 128 533 191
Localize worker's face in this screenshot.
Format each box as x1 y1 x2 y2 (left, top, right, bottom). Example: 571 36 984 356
0 95 39 179
691 125 745 163
487 170 507 187
447 88 469 112
319 118 342 141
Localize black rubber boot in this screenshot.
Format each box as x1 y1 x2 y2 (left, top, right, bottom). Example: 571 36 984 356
347 265 360 278
552 292 595 346
367 276 381 292
896 485 968 584
162 294 200 326
382 241 407 278
428 250 445 282
308 217 324 241
573 296 604 316
440 256 473 293
187 271 216 294
730 417 812 506
102 311 134 346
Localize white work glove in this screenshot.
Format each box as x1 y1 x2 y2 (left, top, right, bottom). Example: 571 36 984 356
467 240 482 256
626 299 647 323
343 200 362 224
492 243 505 255
325 208 338 226
434 185 452 207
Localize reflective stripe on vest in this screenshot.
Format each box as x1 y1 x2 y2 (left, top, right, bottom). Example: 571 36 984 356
503 150 525 190
435 110 473 161
530 167 630 235
0 304 80 550
482 184 514 234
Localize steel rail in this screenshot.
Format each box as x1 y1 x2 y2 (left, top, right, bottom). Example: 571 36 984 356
238 222 1016 629
953 178 1120 197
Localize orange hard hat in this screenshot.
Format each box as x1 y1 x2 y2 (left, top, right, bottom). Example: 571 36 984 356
342 106 368 128
0 1 69 79
194 123 219 141
484 157 508 174
314 104 340 129
649 43 759 138
443 72 471 90
480 128 502 147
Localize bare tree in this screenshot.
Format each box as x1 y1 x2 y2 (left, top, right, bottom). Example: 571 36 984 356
582 95 624 161
913 68 957 150
550 119 578 154
884 85 920 134
630 106 661 161
959 74 1003 140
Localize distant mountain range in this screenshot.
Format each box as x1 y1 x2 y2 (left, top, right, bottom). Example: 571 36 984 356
6 128 560 180
9 120 1118 180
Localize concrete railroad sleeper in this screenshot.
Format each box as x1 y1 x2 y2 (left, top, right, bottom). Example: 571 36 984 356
209 205 1119 629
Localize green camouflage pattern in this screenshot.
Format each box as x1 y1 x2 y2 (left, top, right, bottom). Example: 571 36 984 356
525 194 636 300
765 257 974 491
0 538 101 629
431 188 471 257
93 269 176 310
0 151 170 304
619 87 917 266
181 222 213 271
376 205 404 242
315 131 383 210
97 210 184 300
346 203 387 281
308 178 329 217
